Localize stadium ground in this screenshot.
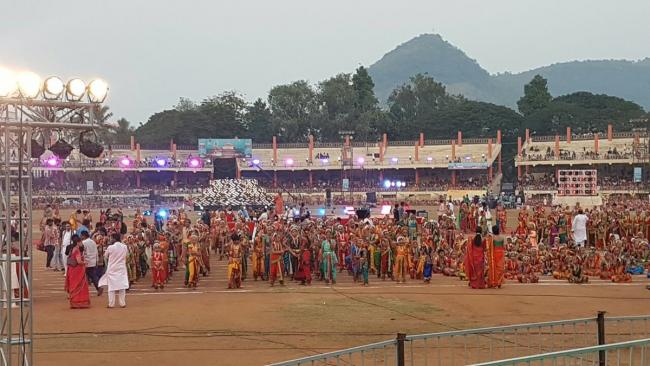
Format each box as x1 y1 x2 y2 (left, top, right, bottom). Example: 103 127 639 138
31 209 650 366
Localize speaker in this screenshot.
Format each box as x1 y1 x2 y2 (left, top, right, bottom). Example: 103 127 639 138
356 208 370 219
366 192 376 203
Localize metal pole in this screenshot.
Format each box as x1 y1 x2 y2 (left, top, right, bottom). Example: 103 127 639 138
396 333 406 366
597 311 606 366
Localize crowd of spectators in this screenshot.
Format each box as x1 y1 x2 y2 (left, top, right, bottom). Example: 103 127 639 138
520 145 638 162
36 155 213 169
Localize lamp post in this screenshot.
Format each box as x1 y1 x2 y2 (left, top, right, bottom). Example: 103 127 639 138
0 67 108 366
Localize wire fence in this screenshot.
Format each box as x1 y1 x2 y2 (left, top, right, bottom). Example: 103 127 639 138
268 314 650 366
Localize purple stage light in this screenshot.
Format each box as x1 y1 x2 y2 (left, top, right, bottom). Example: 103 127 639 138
46 156 58 167
357 157 365 164
189 157 202 168
252 159 260 165
285 158 294 166
119 157 132 167
156 158 166 167
391 157 398 163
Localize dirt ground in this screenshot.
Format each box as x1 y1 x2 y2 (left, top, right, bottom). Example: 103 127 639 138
30 208 650 366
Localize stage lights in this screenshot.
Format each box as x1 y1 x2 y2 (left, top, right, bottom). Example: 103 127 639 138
155 158 167 167
17 71 42 99
43 76 64 99
0 67 16 97
357 157 365 164
45 156 59 167
119 156 132 168
188 157 202 168
252 159 260 165
49 139 74 160
88 79 108 102
285 158 294 166
66 78 86 101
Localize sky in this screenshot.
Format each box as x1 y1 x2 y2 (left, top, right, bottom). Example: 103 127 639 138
2 0 650 125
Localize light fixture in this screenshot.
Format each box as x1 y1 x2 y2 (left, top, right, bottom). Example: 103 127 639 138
79 131 104 158
88 79 108 102
66 78 86 101
357 157 365 164
391 157 398 163
119 157 132 168
427 156 433 162
45 156 59 167
16 71 42 98
322 158 329 164
156 158 167 167
31 138 45 158
50 139 74 159
252 159 260 165
188 157 202 168
285 158 294 166
383 180 391 189
43 76 64 99
0 67 16 97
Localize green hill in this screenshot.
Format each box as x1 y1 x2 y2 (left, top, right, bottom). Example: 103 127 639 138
368 34 650 110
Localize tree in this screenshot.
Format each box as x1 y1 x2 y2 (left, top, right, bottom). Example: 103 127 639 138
112 118 134 144
174 97 197 112
517 74 552 116
352 66 378 114
268 80 317 142
94 105 115 144
317 73 356 141
245 98 275 142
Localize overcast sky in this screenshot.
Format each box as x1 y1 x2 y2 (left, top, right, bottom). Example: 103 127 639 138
2 0 649 124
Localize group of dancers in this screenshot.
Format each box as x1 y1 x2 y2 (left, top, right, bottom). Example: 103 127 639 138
45 196 650 297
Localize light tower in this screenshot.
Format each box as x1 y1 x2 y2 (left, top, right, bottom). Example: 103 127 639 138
0 67 108 365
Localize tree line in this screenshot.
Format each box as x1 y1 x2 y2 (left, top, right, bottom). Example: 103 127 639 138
100 69 647 146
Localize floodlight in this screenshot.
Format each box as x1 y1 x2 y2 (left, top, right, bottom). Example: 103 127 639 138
43 76 64 99
31 139 45 158
88 79 108 102
321 158 329 164
285 158 294 166
383 180 391 189
427 156 433 162
357 157 365 164
50 139 74 159
79 130 104 158
0 67 16 97
391 157 398 163
119 157 132 168
66 78 86 101
45 156 59 167
156 159 167 167
252 159 260 165
188 157 202 168
16 71 41 98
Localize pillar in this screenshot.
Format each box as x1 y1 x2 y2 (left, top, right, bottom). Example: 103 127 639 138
498 150 502 174
487 138 493 159
130 136 135 151
136 143 141 161
634 133 640 148
451 140 456 161
567 127 571 144
136 173 140 188
525 128 530 144
555 135 560 158
497 130 502 144
415 169 419 186
414 141 419 162
272 136 278 163
379 141 384 162
457 131 462 147
273 171 277 188
419 133 424 147
308 135 314 161
172 143 177 160
594 133 599 154
607 124 613 141
517 136 522 179
236 163 241 179
451 171 456 187
488 166 493 182
379 170 383 181
173 172 178 186
309 171 313 187
170 139 174 152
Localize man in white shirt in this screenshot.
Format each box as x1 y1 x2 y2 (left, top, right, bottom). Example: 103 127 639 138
61 223 72 276
81 231 102 296
572 209 589 247
99 233 129 308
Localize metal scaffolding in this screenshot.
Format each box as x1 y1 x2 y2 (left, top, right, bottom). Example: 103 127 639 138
0 97 99 366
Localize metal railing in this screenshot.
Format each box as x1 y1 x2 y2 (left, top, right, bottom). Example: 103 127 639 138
468 338 650 365
268 314 650 366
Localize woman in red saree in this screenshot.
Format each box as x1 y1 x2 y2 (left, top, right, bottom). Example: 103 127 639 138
486 225 505 288
464 228 486 289
64 236 90 309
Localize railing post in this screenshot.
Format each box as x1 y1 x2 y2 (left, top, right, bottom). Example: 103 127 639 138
396 333 406 366
598 311 606 366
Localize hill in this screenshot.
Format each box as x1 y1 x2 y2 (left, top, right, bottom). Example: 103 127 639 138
368 34 650 111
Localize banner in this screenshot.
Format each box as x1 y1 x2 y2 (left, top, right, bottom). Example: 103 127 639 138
342 178 350 192
447 162 489 170
198 138 252 158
